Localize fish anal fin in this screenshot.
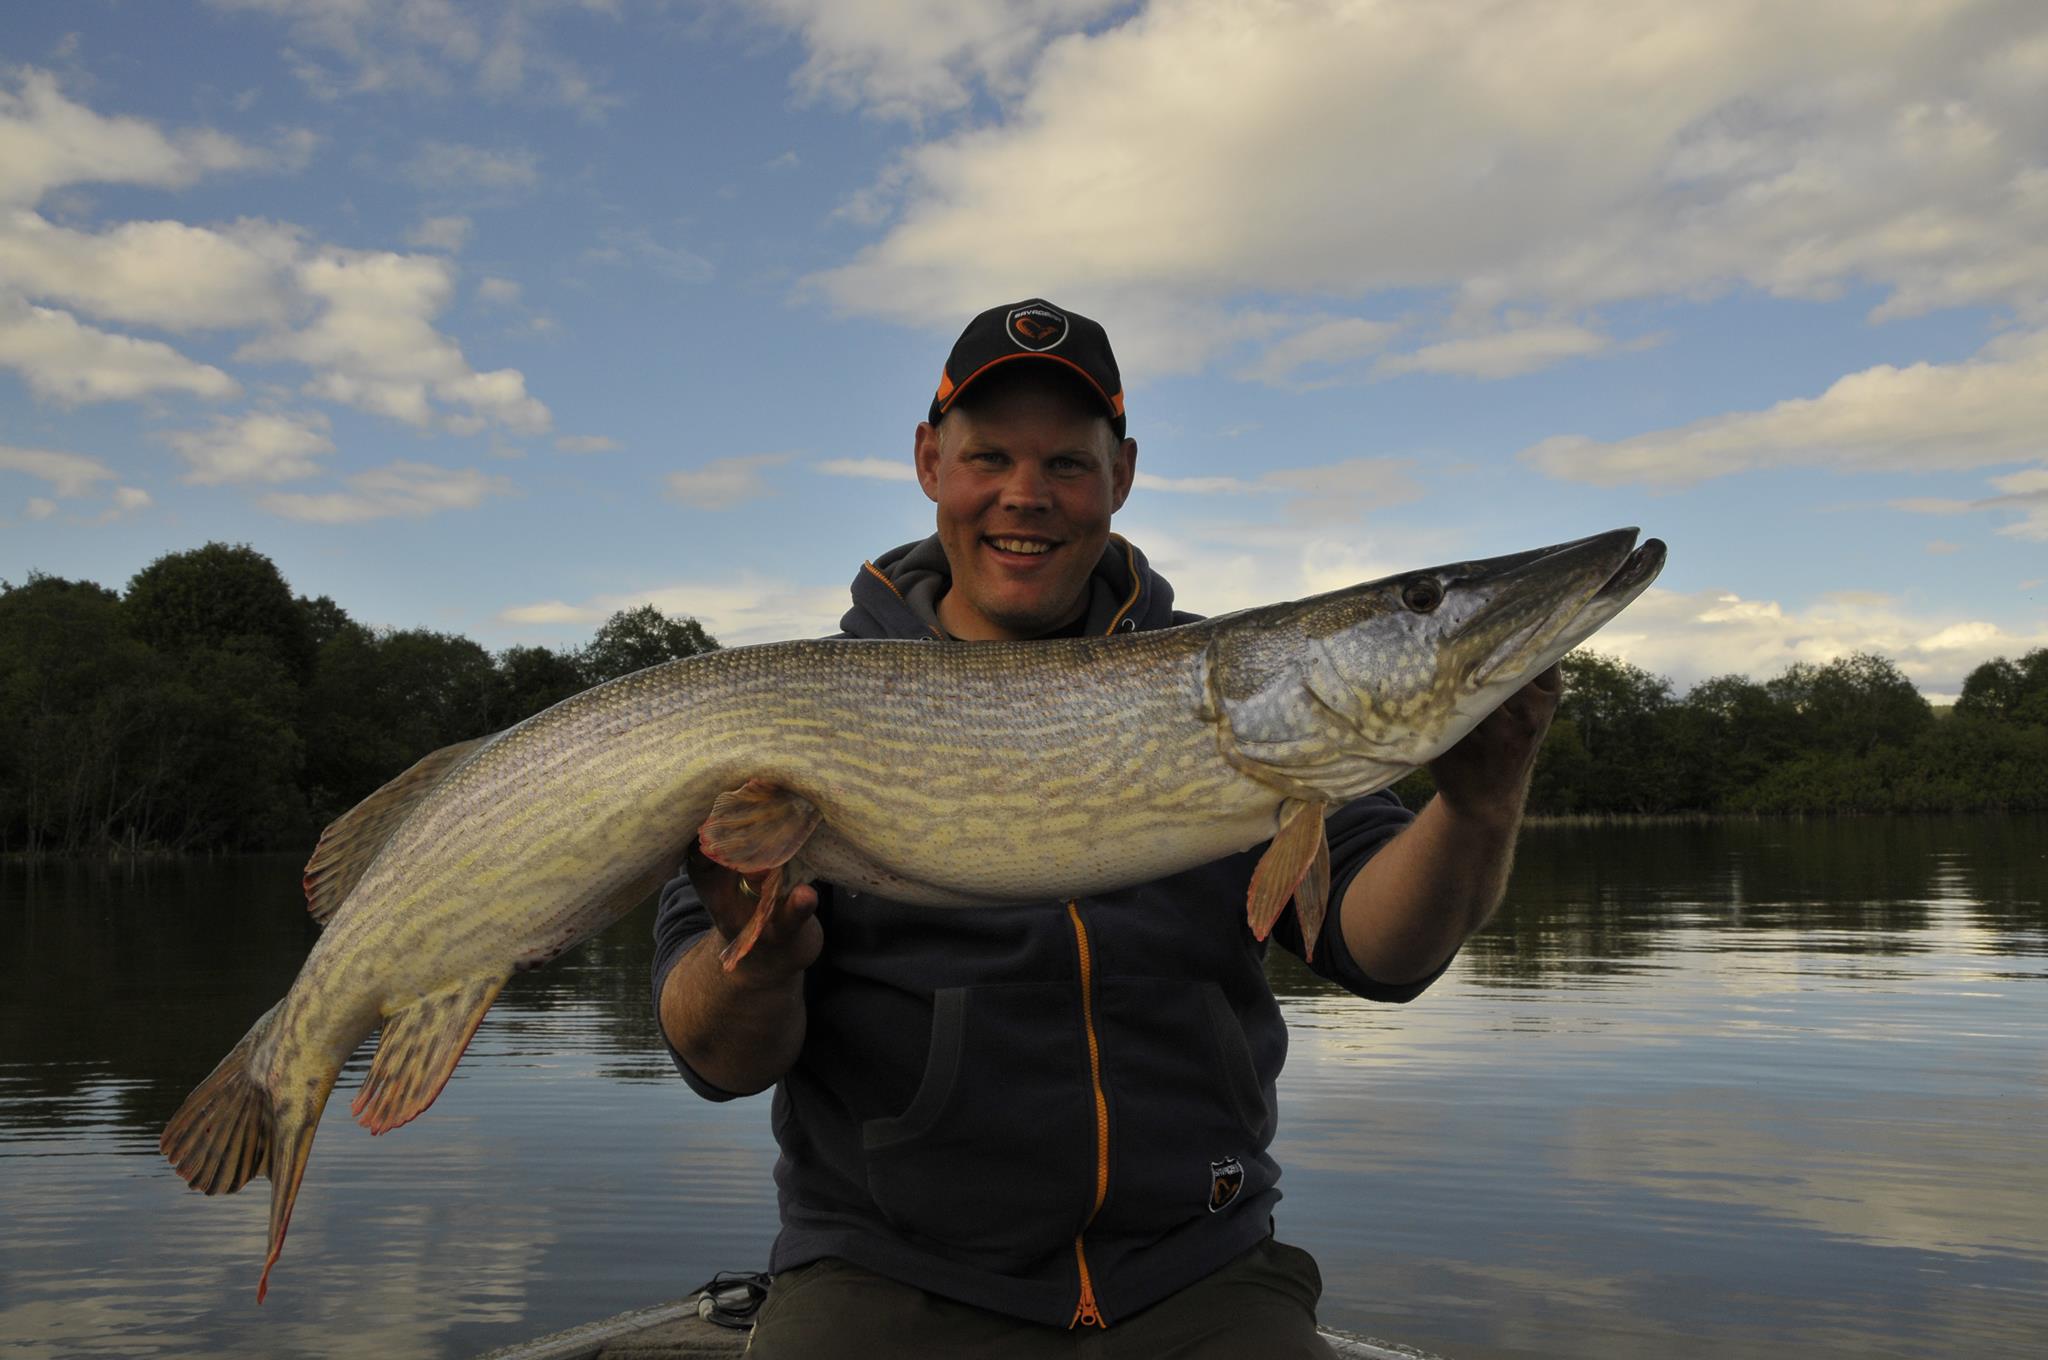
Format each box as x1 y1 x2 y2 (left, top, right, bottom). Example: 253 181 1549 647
350 975 506 1136
698 780 821 875
1246 798 1330 945
302 734 494 926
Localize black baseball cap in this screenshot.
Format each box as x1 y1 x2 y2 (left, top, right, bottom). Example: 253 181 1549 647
929 299 1126 439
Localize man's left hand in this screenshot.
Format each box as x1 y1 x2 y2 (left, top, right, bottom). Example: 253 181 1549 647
1425 663 1563 825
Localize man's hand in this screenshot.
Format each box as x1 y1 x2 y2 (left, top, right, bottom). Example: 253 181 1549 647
686 841 823 980
1337 663 1562 984
659 844 822 1096
1425 663 1563 825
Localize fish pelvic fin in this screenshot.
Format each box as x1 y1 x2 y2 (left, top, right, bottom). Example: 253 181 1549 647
350 974 507 1136
1246 798 1332 959
302 734 495 926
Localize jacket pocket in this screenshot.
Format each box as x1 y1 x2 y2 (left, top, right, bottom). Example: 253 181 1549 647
1093 978 1276 1235
859 982 1098 1265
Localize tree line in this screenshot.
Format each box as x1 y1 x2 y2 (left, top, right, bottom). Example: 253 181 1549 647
1 543 715 855
1393 646 2048 817
5 542 2045 855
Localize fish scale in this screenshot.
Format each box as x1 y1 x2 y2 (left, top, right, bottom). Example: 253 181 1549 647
160 526 1664 1299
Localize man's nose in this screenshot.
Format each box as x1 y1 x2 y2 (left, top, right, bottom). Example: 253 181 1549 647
999 462 1052 511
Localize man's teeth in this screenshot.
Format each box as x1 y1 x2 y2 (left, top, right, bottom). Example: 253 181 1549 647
989 538 1051 555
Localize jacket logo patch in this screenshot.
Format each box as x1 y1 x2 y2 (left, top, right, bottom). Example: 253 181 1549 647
1208 1156 1245 1213
1006 305 1068 351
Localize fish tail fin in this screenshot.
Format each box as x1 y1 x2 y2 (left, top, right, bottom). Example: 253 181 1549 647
160 1003 282 1199
160 1002 341 1303
258 1096 328 1304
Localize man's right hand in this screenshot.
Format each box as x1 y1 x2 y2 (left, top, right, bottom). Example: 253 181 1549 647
686 841 824 981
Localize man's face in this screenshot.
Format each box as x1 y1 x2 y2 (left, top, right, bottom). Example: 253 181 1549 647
913 371 1137 641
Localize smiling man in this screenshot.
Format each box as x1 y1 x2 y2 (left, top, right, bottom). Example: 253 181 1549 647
652 299 1560 1357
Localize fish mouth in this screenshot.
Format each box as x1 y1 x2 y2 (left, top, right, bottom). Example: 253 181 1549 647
1460 528 1666 690
1596 537 1667 601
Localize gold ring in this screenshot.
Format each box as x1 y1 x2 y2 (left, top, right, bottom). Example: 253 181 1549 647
738 878 758 900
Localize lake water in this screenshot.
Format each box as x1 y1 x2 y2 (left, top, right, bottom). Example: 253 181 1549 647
2 817 2043 1359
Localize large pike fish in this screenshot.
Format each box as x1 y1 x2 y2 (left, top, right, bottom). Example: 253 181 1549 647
161 527 1664 1298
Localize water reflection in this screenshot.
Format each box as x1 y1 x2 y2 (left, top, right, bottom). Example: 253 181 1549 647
2 816 2044 1359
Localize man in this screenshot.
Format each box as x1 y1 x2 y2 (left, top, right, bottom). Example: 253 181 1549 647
653 299 1560 1356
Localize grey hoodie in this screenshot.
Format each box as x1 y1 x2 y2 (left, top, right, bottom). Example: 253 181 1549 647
651 535 1432 1329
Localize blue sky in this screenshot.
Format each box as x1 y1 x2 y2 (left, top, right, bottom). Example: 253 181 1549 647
2 0 2043 698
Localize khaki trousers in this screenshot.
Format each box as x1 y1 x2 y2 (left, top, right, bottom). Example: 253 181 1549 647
744 1236 1334 1359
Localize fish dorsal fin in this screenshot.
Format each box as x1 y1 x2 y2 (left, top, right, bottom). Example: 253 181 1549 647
302 735 493 926
350 973 507 1135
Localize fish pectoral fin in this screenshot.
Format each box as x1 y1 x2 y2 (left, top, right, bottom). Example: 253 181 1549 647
351 974 507 1136
1245 798 1331 953
698 779 822 875
302 734 495 926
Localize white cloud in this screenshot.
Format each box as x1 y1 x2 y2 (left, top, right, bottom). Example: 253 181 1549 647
215 0 620 118
2 444 152 523
1131 471 1266 495
259 460 513 522
1235 317 1400 389
665 453 793 510
1377 323 1623 380
0 443 114 497
163 410 334 484
0 67 270 207
0 211 302 332
806 1 2048 370
98 485 152 522
555 434 618 454
1524 330 2048 486
816 457 914 481
751 0 1126 121
0 295 239 403
476 275 521 306
403 141 541 192
239 247 552 434
1895 462 2048 541
583 226 713 284
407 215 473 251
500 573 849 647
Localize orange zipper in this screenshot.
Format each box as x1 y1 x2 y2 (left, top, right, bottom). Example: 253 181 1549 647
1066 900 1110 1329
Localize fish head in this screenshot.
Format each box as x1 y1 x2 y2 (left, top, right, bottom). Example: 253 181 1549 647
1207 528 1665 800
1308 527 1666 765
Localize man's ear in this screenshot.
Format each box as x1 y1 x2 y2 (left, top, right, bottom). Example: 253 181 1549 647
1109 437 1137 513
913 421 942 503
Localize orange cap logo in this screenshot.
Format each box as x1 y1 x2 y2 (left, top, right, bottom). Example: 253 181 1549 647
1006 305 1068 352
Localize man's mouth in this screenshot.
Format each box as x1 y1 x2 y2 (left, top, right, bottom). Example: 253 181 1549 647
986 536 1054 556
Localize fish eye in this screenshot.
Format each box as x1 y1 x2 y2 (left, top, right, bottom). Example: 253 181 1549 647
1401 577 1443 612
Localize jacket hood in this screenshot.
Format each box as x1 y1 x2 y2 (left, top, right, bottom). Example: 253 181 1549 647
838 533 1182 641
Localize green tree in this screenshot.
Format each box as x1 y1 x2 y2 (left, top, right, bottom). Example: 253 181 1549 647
0 575 159 852
577 605 718 685
493 644 587 727
1956 648 2048 727
126 543 317 684
1765 652 1932 758
302 628 499 827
